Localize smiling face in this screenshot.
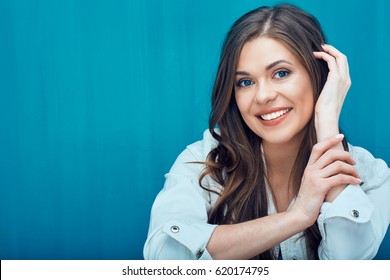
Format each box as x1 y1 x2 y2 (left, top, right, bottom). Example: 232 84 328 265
234 36 314 147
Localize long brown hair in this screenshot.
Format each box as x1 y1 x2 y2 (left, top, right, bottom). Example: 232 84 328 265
199 4 348 259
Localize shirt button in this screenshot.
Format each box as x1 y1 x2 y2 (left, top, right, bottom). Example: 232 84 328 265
351 210 360 218
170 225 180 233
196 249 204 259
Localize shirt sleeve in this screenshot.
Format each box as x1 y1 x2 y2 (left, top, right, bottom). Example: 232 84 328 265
317 146 390 260
143 134 218 260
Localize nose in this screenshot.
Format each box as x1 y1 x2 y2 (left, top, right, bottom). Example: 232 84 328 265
254 81 277 104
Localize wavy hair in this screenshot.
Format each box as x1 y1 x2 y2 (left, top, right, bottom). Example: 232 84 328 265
199 4 348 259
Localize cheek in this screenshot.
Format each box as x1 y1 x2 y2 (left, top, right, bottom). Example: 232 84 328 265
289 79 314 113
234 93 251 114
297 89 314 119
234 93 256 129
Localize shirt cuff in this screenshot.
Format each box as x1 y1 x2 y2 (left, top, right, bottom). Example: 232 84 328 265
318 184 374 240
162 220 217 259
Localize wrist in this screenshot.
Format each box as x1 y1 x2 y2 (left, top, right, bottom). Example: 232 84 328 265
324 184 347 202
314 114 340 142
286 205 314 231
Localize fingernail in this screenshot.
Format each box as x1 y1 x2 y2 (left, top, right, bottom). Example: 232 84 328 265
354 178 362 185
355 177 363 185
335 134 344 139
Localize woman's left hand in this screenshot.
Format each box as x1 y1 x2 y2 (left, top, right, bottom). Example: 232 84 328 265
313 44 353 202
313 44 351 142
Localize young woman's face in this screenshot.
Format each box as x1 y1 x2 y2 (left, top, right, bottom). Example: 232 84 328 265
234 36 314 146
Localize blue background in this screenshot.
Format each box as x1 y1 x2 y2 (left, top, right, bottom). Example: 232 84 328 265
0 0 389 259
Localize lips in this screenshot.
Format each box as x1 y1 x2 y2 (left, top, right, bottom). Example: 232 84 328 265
256 108 292 121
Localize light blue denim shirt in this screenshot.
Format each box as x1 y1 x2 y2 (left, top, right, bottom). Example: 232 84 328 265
144 130 390 260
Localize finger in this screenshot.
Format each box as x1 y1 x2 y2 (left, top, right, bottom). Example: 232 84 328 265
321 44 350 77
315 149 356 170
308 134 345 165
313 51 339 75
321 44 345 60
320 160 360 180
324 174 362 189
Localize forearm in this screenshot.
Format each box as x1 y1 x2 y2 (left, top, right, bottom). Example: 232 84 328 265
315 114 347 202
206 211 306 260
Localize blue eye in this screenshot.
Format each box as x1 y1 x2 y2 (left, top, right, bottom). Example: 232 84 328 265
274 70 290 79
236 79 254 88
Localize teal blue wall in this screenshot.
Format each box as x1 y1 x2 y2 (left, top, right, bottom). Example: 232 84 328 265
0 0 389 259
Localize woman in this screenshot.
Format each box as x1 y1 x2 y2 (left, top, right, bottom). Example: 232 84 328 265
144 4 390 259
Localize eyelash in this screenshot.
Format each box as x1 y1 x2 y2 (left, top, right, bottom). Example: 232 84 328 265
235 69 291 88
235 79 254 88
274 69 291 79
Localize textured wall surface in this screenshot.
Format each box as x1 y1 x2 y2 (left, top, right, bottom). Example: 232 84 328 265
0 0 389 259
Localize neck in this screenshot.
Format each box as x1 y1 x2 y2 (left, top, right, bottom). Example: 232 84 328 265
262 139 303 212
262 128 306 185
262 140 301 177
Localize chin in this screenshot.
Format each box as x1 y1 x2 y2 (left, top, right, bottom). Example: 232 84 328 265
254 128 305 146
263 136 296 145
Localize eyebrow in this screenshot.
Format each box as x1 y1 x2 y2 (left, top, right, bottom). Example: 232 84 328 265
266 59 292 70
235 59 293 76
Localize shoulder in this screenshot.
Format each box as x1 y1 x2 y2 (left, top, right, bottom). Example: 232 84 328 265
164 129 222 203
348 143 390 188
182 129 219 161
168 129 219 174
348 144 388 167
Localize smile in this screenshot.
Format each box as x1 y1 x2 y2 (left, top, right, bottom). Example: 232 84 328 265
259 108 292 121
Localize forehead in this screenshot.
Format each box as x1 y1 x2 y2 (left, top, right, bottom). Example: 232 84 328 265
237 37 300 69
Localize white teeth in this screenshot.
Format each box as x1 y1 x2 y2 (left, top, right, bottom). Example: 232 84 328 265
260 108 290 121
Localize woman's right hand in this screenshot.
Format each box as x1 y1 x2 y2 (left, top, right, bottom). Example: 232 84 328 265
289 134 361 227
